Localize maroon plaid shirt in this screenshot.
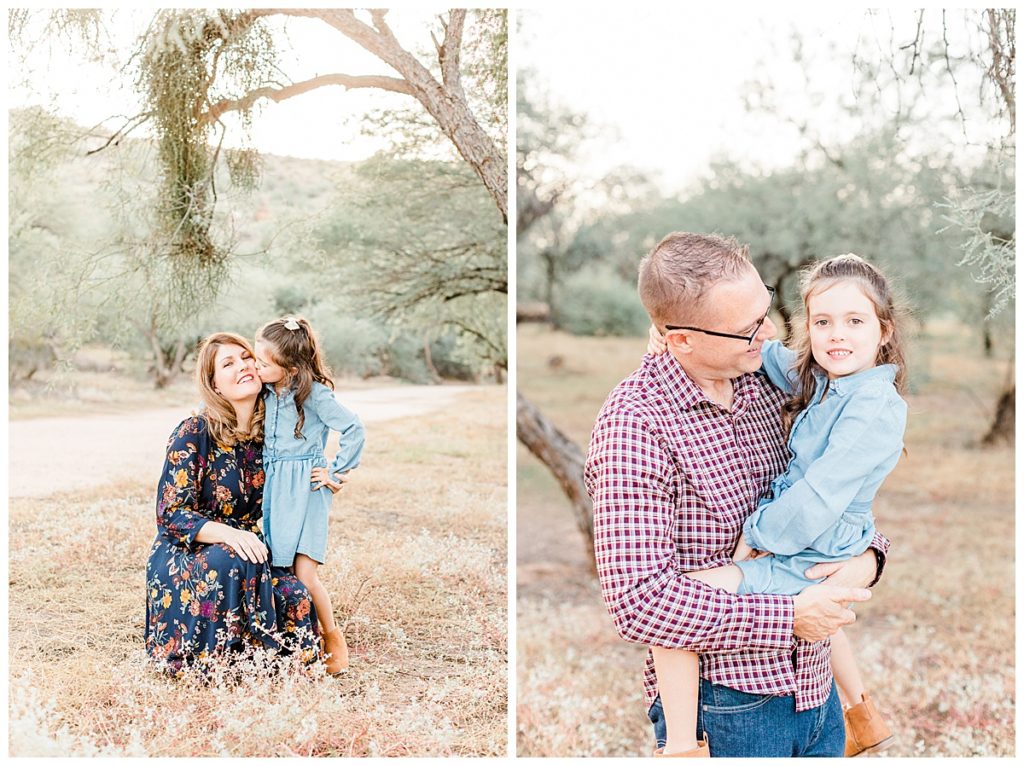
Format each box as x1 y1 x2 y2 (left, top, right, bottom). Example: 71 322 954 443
585 352 889 712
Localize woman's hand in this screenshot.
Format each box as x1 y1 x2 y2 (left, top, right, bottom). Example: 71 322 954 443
220 526 269 564
647 324 667 355
311 467 349 494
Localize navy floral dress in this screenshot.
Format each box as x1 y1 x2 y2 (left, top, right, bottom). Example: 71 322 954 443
145 415 320 675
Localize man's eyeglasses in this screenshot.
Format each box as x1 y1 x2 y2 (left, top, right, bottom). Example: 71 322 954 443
664 285 776 345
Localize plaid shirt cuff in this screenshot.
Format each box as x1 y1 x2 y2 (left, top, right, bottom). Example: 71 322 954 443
867 530 891 587
609 577 796 655
736 593 796 652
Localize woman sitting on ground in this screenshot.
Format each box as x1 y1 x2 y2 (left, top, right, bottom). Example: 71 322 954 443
144 332 320 676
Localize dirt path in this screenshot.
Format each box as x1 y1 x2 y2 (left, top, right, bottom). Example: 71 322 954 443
9 385 478 499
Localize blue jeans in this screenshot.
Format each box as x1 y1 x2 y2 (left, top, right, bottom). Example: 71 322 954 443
648 678 845 757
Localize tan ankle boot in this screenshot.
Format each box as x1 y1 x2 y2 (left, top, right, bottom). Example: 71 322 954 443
322 627 349 674
844 693 894 757
654 737 710 757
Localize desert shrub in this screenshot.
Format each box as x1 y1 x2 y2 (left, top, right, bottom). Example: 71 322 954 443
305 306 486 383
429 333 479 381
381 335 433 383
302 307 388 378
557 267 649 337
300 307 433 382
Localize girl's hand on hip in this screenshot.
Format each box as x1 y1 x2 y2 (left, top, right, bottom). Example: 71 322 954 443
311 467 348 494
222 527 268 564
647 324 667 355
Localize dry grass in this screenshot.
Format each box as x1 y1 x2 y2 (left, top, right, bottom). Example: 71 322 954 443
516 323 1014 757
9 386 508 757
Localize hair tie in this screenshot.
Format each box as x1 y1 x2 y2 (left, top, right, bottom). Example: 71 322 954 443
283 318 300 331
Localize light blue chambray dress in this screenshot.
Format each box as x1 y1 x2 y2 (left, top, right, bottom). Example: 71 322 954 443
262 382 365 567
735 340 907 595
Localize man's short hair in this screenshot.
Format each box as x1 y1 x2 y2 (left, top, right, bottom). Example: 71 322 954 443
637 232 752 328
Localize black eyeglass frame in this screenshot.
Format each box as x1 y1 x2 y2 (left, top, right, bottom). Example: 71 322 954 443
664 285 776 345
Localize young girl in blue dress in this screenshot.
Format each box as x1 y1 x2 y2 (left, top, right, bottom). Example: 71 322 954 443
254 316 365 675
647 254 907 757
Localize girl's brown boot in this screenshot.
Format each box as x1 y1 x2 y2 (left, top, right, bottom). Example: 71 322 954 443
844 693 894 757
322 627 349 674
654 737 710 757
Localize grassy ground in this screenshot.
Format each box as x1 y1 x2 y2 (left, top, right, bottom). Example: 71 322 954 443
9 383 508 757
516 321 1014 757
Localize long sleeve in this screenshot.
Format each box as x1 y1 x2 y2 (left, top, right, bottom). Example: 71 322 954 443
311 383 365 476
586 406 795 653
759 339 800 394
155 419 210 547
743 385 905 556
867 530 890 586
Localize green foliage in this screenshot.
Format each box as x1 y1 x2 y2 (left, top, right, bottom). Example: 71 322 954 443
315 156 507 374
942 154 1015 317
8 108 102 380
557 267 650 337
137 10 275 305
302 308 391 379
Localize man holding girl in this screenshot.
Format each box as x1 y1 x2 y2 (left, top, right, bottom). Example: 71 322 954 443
585 232 897 757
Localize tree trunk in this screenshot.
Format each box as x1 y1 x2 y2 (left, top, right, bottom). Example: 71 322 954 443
422 335 442 383
982 360 1014 446
982 293 994 358
133 314 187 389
542 251 559 330
516 392 596 575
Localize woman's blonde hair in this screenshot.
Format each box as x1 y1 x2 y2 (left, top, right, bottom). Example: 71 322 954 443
195 332 265 448
256 316 334 440
782 254 909 435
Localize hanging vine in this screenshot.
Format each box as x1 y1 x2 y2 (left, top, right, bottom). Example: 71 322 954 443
137 10 274 304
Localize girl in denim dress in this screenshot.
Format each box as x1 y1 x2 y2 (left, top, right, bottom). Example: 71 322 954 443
255 316 365 674
647 255 907 757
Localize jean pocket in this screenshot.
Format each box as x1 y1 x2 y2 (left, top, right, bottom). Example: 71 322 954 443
703 687 776 715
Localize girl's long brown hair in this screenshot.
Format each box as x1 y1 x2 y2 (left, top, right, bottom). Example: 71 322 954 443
257 316 334 439
195 332 266 448
781 254 909 435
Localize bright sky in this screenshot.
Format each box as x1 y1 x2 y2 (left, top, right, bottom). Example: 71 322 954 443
8 8 447 162
518 7 998 194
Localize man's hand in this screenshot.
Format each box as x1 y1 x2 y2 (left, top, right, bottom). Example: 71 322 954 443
804 549 878 589
792 583 871 643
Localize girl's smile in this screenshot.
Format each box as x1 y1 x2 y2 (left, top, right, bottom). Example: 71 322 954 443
807 281 890 380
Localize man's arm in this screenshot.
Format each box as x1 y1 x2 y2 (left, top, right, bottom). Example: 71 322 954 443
586 405 798 653
805 530 890 588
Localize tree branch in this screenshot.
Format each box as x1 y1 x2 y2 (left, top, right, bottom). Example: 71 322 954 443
202 72 415 123
985 8 1016 133
439 10 466 98
84 111 154 156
